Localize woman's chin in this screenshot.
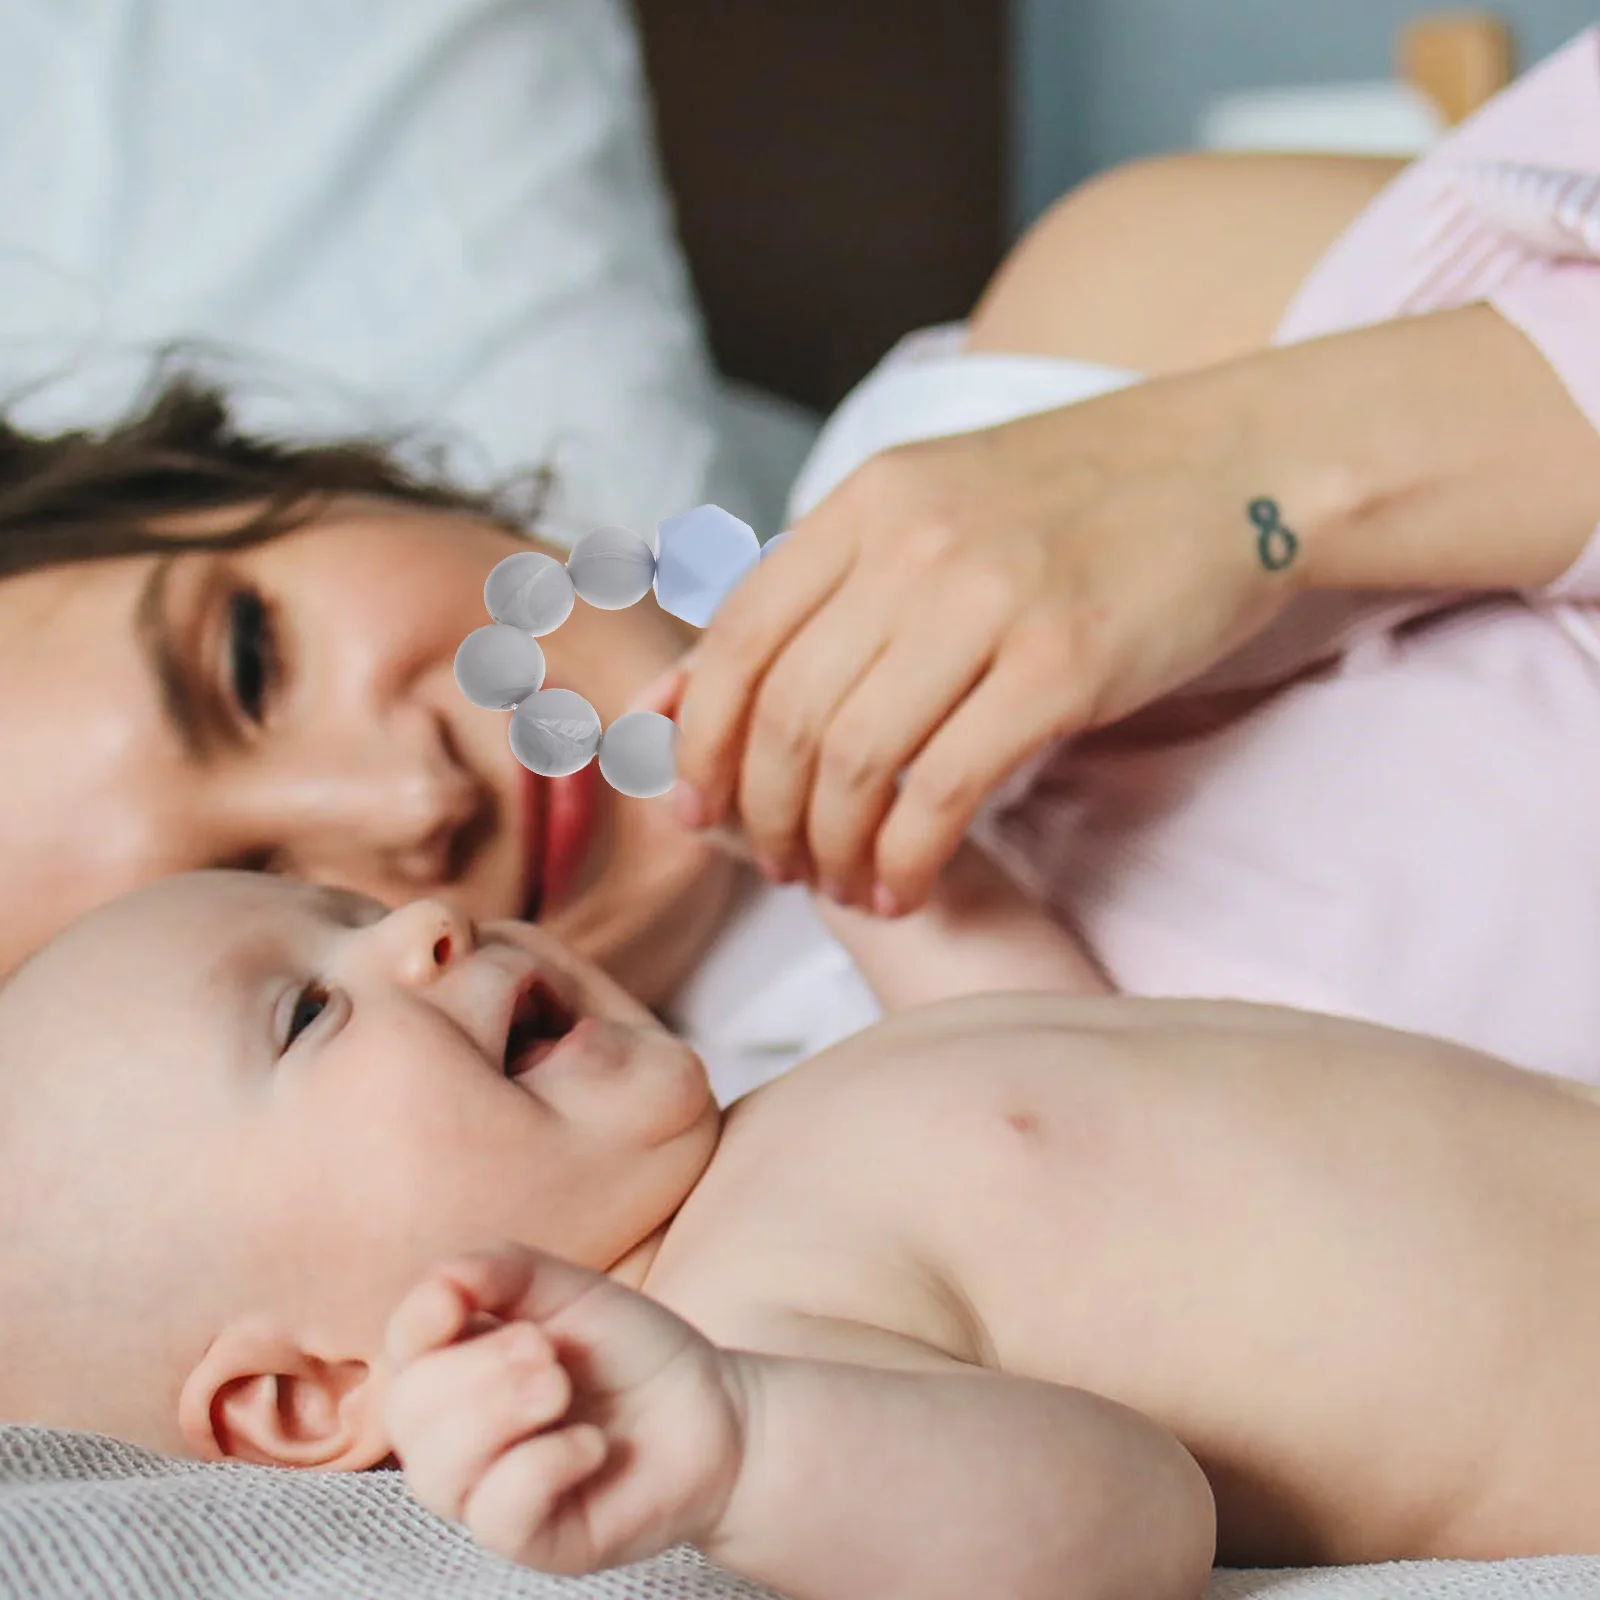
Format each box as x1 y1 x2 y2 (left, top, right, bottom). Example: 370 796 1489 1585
550 830 746 1010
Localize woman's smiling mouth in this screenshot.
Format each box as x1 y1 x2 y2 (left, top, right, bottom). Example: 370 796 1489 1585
518 744 603 922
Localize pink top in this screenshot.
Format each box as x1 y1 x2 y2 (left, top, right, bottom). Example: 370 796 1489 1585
1277 24 1600 602
973 29 1600 1082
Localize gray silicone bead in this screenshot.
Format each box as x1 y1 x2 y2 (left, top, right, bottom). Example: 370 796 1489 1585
567 525 658 610
653 504 760 628
484 550 575 636
508 688 603 778
454 624 546 710
597 710 678 798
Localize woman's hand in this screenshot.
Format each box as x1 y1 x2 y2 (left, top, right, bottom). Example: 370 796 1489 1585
383 1243 744 1575
668 375 1307 914
667 304 1600 917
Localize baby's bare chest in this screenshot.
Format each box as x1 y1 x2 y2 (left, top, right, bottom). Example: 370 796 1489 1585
660 1017 1252 1371
657 1004 1600 1561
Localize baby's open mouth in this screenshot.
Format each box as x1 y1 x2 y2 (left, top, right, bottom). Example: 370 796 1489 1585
503 978 578 1078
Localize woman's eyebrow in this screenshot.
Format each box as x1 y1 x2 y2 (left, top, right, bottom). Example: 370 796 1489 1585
135 555 216 764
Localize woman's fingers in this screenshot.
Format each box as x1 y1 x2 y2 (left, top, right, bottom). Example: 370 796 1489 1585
667 392 1305 910
626 656 694 720
871 641 1089 912
800 568 1011 897
732 573 899 877
674 513 855 827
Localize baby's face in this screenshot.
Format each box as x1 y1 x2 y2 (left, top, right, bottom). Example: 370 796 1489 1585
0 871 718 1459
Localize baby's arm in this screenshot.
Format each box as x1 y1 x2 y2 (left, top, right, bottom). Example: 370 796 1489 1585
631 662 1109 1009
709 1314 1214 1600
383 1245 1212 1600
810 837 1112 1009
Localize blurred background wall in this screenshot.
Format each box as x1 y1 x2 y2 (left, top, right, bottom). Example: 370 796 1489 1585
1012 0 1594 231
636 1 1589 413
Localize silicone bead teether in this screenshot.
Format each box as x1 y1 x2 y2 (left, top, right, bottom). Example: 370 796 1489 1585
454 624 546 710
460 505 769 796
484 551 576 637
509 688 603 778
653 504 760 627
567 525 657 610
598 710 678 798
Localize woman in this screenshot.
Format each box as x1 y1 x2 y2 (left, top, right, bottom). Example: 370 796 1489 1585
0 383 736 1014
3 36 1599 1089
662 33 1600 1080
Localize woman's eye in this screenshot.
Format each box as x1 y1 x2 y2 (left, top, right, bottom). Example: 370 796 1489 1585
285 982 331 1048
227 587 278 725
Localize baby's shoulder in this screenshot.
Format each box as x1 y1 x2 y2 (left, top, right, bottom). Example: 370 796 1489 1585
661 992 1145 1261
715 988 1210 1135
714 990 1097 1135
649 999 1066 1355
653 992 1379 1359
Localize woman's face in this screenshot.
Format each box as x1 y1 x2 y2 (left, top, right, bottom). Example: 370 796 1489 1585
0 496 741 1004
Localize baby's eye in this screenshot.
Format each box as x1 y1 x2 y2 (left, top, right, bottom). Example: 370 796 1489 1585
285 982 331 1048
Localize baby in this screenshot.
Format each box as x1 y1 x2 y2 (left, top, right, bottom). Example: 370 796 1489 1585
5 870 1600 1600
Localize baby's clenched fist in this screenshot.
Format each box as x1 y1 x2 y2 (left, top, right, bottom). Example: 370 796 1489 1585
381 1242 745 1575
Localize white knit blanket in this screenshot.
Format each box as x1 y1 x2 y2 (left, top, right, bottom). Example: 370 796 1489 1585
2 1427 1599 1599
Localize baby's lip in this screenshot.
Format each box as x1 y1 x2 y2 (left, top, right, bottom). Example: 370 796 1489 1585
495 959 584 1079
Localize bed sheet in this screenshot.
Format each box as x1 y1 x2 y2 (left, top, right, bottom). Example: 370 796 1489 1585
3 1426 1599 1600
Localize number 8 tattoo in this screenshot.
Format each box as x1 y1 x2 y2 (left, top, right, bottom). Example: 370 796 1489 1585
1247 498 1299 572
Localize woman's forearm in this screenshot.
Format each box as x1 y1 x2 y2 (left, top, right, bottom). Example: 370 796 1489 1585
1208 303 1600 594
669 294 1600 909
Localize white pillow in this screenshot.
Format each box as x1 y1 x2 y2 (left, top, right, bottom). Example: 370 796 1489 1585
0 0 750 540
1196 81 1444 157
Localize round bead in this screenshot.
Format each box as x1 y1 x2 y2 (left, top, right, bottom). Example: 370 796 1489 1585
598 710 678 798
453 624 546 710
508 688 603 778
566 525 657 610
484 550 575 636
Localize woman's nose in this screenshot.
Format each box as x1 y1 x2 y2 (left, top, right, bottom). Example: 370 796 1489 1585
371 898 479 988
376 758 482 886
252 715 486 889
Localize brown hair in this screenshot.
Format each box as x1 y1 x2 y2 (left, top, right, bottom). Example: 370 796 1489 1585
0 360 554 580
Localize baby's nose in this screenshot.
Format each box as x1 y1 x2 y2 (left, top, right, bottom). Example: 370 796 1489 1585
379 898 479 987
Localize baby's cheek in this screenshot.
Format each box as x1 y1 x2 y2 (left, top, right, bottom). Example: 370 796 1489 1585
621 1040 720 1163
301 1079 484 1249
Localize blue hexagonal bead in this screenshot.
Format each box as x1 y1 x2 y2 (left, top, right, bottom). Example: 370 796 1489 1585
653 504 760 628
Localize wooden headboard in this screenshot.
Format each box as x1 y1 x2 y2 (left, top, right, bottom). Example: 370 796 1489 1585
634 6 1513 414
632 0 1007 412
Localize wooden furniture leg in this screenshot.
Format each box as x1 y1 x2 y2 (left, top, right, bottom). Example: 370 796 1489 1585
1399 11 1515 125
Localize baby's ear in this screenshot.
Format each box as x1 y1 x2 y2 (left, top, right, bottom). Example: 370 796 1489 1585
178 1318 388 1470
